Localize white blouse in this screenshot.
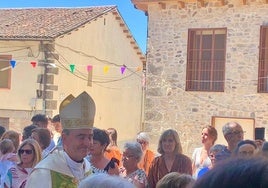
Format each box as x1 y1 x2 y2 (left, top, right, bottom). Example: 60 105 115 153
192 147 211 179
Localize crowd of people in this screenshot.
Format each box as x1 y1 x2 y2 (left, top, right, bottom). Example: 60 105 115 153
1 91 268 188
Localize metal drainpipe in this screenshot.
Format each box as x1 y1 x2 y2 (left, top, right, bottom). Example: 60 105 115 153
41 41 48 115
140 68 146 132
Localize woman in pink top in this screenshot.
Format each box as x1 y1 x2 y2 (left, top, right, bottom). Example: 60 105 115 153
10 139 42 188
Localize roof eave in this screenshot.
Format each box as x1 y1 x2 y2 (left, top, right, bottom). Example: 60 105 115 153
0 37 54 41
54 6 117 39
111 8 146 64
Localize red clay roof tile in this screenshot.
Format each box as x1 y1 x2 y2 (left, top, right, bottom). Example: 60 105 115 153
0 6 116 40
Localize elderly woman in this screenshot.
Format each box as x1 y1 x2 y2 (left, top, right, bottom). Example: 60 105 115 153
148 129 192 188
197 144 230 178
120 142 148 188
208 144 230 168
87 128 119 175
136 132 155 175
10 139 42 188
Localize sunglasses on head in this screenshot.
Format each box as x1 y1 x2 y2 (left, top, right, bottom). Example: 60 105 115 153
137 139 147 145
19 149 33 155
138 141 146 145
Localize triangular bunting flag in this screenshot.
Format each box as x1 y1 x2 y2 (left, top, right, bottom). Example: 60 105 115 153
87 65 93 72
10 60 16 68
121 65 126 74
70 64 75 73
103 65 109 74
30 61 37 68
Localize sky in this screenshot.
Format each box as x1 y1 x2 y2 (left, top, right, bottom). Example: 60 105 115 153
0 0 148 53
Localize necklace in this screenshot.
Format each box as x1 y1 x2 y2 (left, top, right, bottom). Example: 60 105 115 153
87 155 108 174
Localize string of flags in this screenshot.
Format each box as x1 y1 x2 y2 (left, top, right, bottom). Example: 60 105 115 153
1 59 144 88
7 60 142 74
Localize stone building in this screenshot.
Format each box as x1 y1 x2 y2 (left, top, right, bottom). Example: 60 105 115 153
132 0 268 155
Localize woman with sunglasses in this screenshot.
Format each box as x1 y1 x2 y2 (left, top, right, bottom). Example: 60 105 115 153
120 142 148 188
10 139 42 188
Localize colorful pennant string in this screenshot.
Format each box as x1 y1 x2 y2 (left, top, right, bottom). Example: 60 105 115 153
6 60 142 74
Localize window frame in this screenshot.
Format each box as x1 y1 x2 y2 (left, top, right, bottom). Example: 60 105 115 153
0 55 12 89
186 28 227 92
258 26 268 93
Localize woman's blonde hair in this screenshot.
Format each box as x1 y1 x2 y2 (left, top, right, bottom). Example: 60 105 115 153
18 139 42 167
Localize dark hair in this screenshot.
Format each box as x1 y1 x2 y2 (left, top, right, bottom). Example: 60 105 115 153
52 114 60 123
237 139 257 149
22 124 38 141
214 147 231 163
32 128 51 150
262 142 268 158
193 157 268 188
234 139 257 155
209 144 231 164
0 125 6 138
209 144 226 154
62 129 70 135
262 141 268 152
31 114 48 126
93 128 110 149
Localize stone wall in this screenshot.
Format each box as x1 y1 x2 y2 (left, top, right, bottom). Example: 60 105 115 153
144 0 268 156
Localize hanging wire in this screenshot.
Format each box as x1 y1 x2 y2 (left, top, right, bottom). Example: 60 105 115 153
41 46 141 84
43 44 143 83
53 42 142 78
